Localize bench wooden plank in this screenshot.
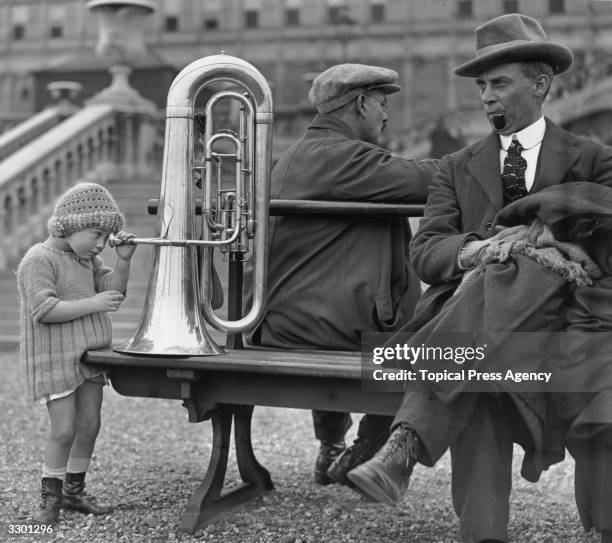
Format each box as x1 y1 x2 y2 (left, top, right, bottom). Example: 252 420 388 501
84 348 365 379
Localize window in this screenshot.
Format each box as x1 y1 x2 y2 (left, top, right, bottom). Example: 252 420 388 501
245 10 258 28
49 6 66 39
548 0 565 14
457 0 473 18
12 6 28 41
328 5 354 25
203 17 218 29
203 0 221 30
164 15 178 32
13 25 25 40
503 0 519 13
328 6 340 23
371 2 385 22
286 8 300 26
50 25 63 38
244 0 261 28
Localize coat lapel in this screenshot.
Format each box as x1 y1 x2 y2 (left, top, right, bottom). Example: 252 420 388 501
531 119 580 192
467 132 504 212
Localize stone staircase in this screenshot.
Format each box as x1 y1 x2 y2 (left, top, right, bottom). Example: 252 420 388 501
0 175 160 350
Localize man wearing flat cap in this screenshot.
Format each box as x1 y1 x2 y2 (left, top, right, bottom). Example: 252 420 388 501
250 63 438 486
348 13 612 543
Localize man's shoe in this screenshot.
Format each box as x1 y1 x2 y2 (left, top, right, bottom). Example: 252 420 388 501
62 472 113 515
601 531 612 543
347 424 420 506
326 437 380 486
314 440 345 485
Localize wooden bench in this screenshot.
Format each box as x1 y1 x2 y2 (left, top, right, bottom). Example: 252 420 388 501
84 200 423 533
83 347 403 532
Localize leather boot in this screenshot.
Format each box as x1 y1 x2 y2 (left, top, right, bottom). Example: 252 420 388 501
62 472 113 515
31 477 63 524
326 437 380 486
347 423 420 505
314 440 345 485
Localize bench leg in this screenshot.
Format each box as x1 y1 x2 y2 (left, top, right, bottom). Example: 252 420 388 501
234 405 273 490
179 404 273 533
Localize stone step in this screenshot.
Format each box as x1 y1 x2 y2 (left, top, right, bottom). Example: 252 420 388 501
0 335 19 350
0 322 18 334
123 213 156 221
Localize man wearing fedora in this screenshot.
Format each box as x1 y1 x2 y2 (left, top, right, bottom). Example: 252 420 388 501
347 13 612 543
249 63 438 487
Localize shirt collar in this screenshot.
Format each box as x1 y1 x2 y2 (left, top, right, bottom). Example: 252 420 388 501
499 116 546 151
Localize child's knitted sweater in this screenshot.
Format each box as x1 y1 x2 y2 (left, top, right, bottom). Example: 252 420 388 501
17 242 115 402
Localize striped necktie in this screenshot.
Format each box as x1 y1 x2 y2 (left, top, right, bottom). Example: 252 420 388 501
501 136 528 203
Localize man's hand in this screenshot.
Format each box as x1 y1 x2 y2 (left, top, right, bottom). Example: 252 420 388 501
490 224 530 242
459 225 529 268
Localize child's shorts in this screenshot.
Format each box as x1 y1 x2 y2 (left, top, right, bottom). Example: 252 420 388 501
39 372 109 405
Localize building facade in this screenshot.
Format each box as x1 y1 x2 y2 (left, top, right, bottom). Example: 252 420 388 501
1 0 612 145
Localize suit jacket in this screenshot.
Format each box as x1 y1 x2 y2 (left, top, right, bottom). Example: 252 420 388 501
410 118 612 324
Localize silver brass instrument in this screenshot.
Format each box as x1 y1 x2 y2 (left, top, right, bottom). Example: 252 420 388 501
112 53 273 356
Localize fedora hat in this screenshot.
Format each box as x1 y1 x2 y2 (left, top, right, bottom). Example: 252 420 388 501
454 14 573 77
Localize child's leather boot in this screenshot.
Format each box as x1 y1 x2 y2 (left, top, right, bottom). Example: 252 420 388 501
62 472 113 515
31 477 63 524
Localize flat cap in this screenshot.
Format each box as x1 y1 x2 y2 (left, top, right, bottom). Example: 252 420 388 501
308 63 401 114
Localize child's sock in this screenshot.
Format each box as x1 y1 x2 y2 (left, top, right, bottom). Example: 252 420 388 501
66 457 91 474
41 464 67 480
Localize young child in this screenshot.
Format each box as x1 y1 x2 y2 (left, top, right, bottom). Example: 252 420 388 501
16 182 136 524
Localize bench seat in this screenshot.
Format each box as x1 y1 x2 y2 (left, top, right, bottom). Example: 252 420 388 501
84 347 403 532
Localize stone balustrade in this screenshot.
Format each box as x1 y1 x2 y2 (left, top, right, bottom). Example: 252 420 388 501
0 103 150 269
0 107 79 164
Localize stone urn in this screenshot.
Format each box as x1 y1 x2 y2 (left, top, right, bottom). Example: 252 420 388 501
86 0 157 111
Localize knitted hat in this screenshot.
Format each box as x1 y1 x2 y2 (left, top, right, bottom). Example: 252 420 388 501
308 63 401 114
454 14 573 77
47 183 124 237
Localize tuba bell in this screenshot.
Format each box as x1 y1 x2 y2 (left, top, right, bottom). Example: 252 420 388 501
112 53 273 356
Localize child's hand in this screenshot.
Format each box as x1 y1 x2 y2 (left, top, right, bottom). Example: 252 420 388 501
113 231 137 261
91 290 125 312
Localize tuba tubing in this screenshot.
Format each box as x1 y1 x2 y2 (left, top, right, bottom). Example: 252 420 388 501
113 53 273 356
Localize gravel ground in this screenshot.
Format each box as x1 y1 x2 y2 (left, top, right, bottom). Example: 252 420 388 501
0 347 602 543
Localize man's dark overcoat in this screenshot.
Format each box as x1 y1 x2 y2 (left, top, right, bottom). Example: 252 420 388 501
253 113 438 350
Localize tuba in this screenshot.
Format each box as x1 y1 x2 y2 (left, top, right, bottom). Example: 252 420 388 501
112 54 273 356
